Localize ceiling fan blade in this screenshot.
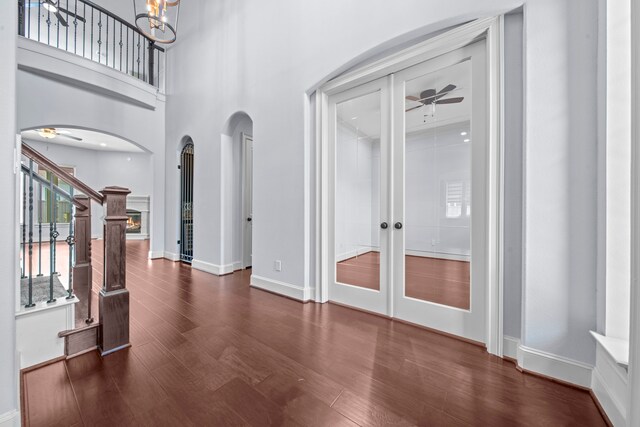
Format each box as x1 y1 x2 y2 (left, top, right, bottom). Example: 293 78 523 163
58 134 83 142
54 11 69 27
406 95 420 102
437 84 456 96
405 105 424 112
435 97 464 104
57 7 86 23
419 89 437 103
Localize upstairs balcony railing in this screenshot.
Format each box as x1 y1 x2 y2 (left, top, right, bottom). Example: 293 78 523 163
17 0 165 89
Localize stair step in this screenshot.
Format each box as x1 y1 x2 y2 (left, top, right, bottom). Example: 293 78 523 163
59 323 100 357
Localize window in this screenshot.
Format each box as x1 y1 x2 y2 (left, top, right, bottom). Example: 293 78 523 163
38 167 75 224
445 181 463 218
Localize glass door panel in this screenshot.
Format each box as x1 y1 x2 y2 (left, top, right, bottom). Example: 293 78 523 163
393 41 487 343
329 77 390 315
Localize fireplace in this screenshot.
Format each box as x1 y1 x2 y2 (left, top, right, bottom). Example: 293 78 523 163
125 195 150 240
126 210 142 234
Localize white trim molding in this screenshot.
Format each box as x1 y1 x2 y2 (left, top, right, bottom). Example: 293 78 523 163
591 339 628 427
162 252 180 262
148 251 165 260
316 16 505 357
502 337 593 389
192 259 234 276
250 275 313 302
0 410 20 427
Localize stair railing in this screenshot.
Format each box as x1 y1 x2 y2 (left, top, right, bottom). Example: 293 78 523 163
20 142 131 356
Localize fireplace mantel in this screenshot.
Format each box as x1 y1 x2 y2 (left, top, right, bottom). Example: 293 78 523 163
126 195 150 240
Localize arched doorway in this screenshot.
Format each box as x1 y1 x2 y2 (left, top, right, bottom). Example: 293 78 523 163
179 141 194 263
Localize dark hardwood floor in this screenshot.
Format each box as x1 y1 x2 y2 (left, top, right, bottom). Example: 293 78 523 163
21 241 606 426
337 252 470 309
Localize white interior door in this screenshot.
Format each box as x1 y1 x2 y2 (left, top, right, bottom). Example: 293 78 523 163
392 41 487 343
243 134 253 268
328 77 391 315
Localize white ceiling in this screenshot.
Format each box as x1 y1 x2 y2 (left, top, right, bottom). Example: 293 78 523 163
21 128 145 153
337 59 471 138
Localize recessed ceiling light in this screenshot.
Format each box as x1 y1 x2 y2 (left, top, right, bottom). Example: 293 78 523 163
464 138 470 143
351 117 358 120
100 143 107 147
461 131 468 136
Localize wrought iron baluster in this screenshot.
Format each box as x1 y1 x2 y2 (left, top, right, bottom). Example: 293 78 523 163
90 7 93 61
28 0 31 38
126 27 129 75
48 175 59 304
37 0 41 42
27 160 35 308
65 0 69 50
137 33 141 80
38 202 43 278
119 23 123 72
142 38 146 82
66 186 75 300
46 6 51 46
21 173 26 278
113 18 116 69
73 0 78 54
56 3 59 48
98 12 102 64
82 2 86 58
105 15 108 66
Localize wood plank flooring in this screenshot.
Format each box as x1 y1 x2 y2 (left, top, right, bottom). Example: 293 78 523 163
337 252 470 309
22 241 606 426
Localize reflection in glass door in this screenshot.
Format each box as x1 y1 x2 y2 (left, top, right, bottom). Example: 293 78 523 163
329 78 390 315
393 41 487 343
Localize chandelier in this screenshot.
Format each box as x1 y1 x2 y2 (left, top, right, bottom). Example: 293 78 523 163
133 0 180 44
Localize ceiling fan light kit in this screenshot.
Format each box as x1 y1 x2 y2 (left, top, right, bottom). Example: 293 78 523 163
133 0 180 44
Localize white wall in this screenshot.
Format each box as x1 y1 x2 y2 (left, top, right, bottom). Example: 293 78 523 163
405 125 471 258
335 123 376 260
503 11 524 339
163 0 599 366
0 2 18 425
22 140 153 239
522 0 599 364
605 0 631 341
17 66 166 257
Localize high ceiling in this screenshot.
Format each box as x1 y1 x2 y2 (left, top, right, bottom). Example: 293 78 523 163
21 128 145 153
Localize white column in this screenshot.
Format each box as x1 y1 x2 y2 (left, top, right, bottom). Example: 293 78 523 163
0 1 19 425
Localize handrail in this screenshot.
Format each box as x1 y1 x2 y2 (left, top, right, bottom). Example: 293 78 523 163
20 164 88 211
22 143 104 205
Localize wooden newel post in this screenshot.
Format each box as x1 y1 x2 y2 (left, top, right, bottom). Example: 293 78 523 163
99 186 131 355
73 195 94 324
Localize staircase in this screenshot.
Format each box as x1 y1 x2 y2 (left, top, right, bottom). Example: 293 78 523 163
16 142 131 368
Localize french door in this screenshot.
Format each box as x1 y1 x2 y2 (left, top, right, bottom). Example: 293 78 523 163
328 41 487 343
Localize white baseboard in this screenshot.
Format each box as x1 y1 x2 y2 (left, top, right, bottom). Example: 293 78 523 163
405 249 470 262
232 261 243 271
162 251 180 262
502 337 593 388
192 258 234 276
127 234 149 241
250 275 313 302
0 410 20 427
336 247 376 263
148 250 164 259
591 341 628 426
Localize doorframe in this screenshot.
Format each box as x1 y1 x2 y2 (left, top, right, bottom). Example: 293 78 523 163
241 132 253 269
315 16 505 356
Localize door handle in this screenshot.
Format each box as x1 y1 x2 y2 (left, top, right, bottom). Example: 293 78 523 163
247 217 252 222
394 222 403 230
380 222 388 229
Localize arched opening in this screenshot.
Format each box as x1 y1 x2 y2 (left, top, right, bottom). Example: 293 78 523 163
179 138 195 263
221 112 254 271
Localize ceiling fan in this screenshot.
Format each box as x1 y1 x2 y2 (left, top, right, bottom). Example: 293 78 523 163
26 0 86 27
405 84 464 112
37 128 83 142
